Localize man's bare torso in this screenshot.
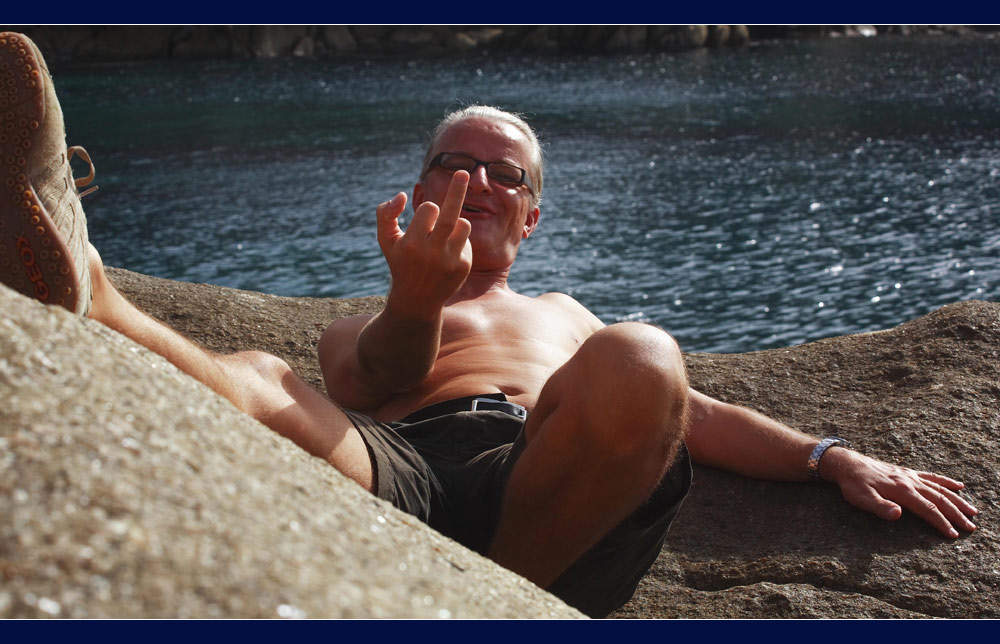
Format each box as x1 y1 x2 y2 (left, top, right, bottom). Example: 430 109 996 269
358 290 603 422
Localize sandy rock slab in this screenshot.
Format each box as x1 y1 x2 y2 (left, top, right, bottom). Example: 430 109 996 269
4 268 997 618
107 269 1000 618
0 281 580 619
616 298 999 618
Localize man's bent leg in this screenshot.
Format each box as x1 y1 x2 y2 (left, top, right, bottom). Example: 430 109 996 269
85 246 374 489
488 322 689 588
0 32 373 491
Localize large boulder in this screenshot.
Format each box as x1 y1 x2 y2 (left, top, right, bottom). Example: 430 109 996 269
617 298 1000 618
0 279 578 619
3 268 997 618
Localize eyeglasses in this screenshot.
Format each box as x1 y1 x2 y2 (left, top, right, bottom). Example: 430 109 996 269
425 152 534 193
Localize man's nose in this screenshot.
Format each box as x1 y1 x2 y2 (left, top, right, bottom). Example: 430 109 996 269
468 164 493 192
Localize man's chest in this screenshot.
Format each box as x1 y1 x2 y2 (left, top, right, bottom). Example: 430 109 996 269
438 298 590 357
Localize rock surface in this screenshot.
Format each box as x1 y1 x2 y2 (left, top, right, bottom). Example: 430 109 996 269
618 298 1000 618
0 279 578 619
3 268 998 618
8 25 997 62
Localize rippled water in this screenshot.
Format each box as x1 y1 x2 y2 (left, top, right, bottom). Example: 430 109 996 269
55 36 999 353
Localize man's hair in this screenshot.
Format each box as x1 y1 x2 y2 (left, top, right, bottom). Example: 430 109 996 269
420 105 544 206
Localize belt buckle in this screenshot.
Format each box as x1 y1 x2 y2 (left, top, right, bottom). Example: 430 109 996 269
470 397 527 420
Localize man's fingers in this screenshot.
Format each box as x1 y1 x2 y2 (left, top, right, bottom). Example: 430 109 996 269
431 170 470 239
917 470 967 493
855 483 953 536
876 480 977 539
837 453 977 540
920 481 979 532
850 485 903 521
906 488 966 538
377 192 407 224
447 217 472 253
879 501 903 521
922 477 978 513
409 200 441 238
376 192 407 250
915 473 979 528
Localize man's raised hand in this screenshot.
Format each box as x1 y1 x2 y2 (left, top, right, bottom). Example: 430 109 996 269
376 171 473 319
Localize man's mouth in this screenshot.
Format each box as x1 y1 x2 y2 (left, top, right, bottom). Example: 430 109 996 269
462 204 490 217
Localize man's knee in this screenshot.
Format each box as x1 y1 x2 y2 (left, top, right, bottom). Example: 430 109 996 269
577 322 687 404
544 322 689 455
218 350 293 389
245 350 293 381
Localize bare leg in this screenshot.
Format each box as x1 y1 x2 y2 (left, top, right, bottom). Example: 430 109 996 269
86 245 374 490
488 323 689 586
0 32 373 489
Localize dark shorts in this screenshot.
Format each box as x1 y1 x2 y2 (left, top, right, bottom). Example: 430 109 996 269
342 393 692 618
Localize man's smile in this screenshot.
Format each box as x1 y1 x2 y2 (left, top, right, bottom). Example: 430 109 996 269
461 202 492 218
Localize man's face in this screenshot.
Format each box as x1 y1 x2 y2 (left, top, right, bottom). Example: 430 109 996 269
413 118 540 271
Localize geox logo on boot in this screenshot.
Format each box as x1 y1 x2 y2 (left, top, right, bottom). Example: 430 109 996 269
16 235 50 301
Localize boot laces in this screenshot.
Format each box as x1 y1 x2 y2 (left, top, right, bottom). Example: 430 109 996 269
68 145 98 198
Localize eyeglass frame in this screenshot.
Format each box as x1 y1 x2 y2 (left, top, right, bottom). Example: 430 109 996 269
423 152 535 194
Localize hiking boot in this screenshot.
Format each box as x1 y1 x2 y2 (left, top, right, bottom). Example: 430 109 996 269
0 31 96 315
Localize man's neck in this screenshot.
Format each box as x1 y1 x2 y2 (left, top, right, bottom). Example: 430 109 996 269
447 267 515 304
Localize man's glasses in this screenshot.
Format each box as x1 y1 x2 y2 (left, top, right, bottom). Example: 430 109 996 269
426 152 534 193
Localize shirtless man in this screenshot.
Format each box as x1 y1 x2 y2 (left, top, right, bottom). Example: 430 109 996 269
0 32 978 618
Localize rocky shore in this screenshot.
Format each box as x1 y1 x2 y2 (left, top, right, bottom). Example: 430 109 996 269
7 25 999 62
2 270 997 618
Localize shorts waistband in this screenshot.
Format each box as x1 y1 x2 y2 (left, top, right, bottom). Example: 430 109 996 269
399 393 527 424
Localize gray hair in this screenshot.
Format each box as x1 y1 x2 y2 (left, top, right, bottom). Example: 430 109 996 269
420 105 544 206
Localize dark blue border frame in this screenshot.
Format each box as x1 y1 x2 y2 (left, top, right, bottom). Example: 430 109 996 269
4 2 999 27
1 3 993 632
0 617 967 632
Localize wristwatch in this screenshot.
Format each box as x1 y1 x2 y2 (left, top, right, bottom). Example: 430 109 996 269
807 436 853 481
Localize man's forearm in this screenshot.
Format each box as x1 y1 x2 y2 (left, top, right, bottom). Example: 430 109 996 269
682 388 977 538
684 388 819 481
355 294 443 393
354 174 473 395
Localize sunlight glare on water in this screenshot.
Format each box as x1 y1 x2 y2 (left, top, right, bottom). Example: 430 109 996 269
57 36 1000 353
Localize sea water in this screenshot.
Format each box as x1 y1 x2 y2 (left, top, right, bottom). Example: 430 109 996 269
55 36 1000 353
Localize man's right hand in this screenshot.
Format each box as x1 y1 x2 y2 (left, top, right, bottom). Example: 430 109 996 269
376 171 473 320
321 171 474 406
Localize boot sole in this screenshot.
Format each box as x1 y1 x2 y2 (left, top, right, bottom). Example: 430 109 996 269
0 32 81 312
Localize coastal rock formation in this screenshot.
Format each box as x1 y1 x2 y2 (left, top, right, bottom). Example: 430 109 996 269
0 279 578 619
6 26 747 61
8 25 995 62
2 269 998 618
618 297 1000 618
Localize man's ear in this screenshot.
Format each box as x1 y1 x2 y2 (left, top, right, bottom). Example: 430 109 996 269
412 182 425 209
523 206 540 238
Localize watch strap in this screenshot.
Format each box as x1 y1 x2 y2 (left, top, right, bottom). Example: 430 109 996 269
807 436 853 481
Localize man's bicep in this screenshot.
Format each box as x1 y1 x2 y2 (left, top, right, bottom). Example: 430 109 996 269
318 314 386 410
682 389 725 456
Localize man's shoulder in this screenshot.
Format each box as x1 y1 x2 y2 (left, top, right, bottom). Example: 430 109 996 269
535 291 582 307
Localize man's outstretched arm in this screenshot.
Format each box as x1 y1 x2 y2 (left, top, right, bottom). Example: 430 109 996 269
319 173 472 410
684 389 978 538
